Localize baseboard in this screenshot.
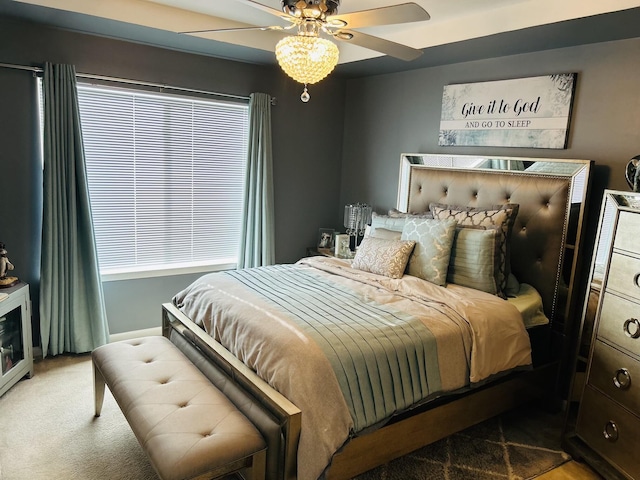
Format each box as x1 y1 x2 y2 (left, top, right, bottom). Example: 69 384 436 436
109 327 162 343
33 346 43 360
30 329 162 360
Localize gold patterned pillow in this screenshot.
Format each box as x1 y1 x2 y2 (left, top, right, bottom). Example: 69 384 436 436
429 203 519 296
351 237 416 279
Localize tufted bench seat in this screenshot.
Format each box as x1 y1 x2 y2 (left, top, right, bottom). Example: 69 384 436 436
92 336 267 480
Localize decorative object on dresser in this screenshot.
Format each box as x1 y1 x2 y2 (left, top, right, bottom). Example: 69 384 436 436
0 283 32 397
564 190 640 480
625 155 640 192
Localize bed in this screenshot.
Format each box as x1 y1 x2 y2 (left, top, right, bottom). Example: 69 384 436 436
162 154 592 480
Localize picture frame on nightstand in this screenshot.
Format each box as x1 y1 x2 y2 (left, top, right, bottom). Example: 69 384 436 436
334 234 352 258
317 228 334 249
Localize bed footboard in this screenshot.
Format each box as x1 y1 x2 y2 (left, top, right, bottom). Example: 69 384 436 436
162 302 301 480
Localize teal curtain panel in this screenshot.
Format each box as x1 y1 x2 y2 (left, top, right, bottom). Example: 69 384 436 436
40 63 109 357
238 92 275 268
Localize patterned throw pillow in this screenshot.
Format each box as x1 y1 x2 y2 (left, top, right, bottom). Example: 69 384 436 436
351 237 416 279
401 218 457 286
429 203 519 296
448 227 500 295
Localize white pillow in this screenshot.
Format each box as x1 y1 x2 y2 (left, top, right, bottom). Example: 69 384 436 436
369 227 402 240
368 212 408 237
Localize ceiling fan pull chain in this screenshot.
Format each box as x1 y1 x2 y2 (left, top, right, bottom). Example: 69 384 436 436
301 85 310 103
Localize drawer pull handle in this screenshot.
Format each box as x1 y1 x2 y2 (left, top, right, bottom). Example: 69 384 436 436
635 273 640 289
603 421 619 442
613 368 631 389
623 318 640 339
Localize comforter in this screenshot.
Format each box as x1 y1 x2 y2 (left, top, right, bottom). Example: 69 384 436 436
173 256 532 480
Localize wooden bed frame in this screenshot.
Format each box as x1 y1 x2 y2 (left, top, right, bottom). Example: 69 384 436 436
162 156 592 480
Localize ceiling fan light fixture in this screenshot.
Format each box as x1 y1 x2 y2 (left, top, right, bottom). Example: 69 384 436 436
282 0 340 18
275 35 339 86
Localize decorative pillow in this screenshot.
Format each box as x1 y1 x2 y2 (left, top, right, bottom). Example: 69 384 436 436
371 212 408 230
351 237 416 279
448 227 499 295
401 218 457 286
388 208 434 220
429 203 519 296
369 227 402 241
368 212 408 237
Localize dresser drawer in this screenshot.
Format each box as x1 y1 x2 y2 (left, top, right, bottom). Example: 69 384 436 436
613 211 640 255
576 386 640 480
607 253 640 299
589 340 640 413
598 293 640 355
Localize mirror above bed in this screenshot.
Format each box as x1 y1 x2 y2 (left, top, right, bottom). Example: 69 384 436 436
396 153 593 341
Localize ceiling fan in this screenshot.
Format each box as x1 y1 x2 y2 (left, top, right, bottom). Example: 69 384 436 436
182 1 430 101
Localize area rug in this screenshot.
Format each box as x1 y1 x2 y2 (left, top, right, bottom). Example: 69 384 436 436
354 406 571 480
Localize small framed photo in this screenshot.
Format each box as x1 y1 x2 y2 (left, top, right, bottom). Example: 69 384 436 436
317 228 334 250
334 234 352 258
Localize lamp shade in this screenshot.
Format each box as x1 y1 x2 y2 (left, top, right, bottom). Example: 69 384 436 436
275 35 339 85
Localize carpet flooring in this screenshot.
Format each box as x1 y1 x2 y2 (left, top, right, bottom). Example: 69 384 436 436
0 353 570 479
354 405 571 480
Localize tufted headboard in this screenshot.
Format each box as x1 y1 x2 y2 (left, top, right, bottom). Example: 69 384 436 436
403 166 572 324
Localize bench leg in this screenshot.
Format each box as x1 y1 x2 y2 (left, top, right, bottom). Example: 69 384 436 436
93 361 106 417
245 449 266 480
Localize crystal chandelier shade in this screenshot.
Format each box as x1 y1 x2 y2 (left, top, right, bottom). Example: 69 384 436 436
275 35 339 85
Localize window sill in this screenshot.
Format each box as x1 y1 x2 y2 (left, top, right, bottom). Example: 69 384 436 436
101 262 236 282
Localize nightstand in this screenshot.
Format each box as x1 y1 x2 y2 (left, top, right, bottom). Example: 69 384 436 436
306 247 354 259
306 247 335 257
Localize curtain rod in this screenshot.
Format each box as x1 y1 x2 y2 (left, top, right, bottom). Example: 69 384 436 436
0 62 276 105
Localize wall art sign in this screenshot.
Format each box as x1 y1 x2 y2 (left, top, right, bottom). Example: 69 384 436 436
439 73 576 149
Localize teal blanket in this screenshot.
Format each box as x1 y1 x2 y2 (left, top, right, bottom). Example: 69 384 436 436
227 264 442 432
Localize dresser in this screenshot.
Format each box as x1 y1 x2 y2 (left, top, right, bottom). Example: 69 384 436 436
571 191 640 480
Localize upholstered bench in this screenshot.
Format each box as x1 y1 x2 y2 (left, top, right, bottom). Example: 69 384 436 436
92 336 267 480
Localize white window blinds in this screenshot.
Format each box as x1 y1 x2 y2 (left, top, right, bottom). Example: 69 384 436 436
76 84 248 277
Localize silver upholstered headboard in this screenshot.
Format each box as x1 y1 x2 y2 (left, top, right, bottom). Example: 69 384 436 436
397 154 592 328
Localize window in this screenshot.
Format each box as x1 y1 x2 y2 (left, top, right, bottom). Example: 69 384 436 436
76 84 248 280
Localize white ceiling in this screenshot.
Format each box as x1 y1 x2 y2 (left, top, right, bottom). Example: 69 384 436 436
6 0 640 71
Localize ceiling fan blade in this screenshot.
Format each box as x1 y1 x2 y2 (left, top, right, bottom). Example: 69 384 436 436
245 0 290 20
180 25 287 34
335 30 423 61
329 3 430 29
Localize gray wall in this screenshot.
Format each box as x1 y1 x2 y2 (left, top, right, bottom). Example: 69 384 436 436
340 37 640 210
0 16 346 337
